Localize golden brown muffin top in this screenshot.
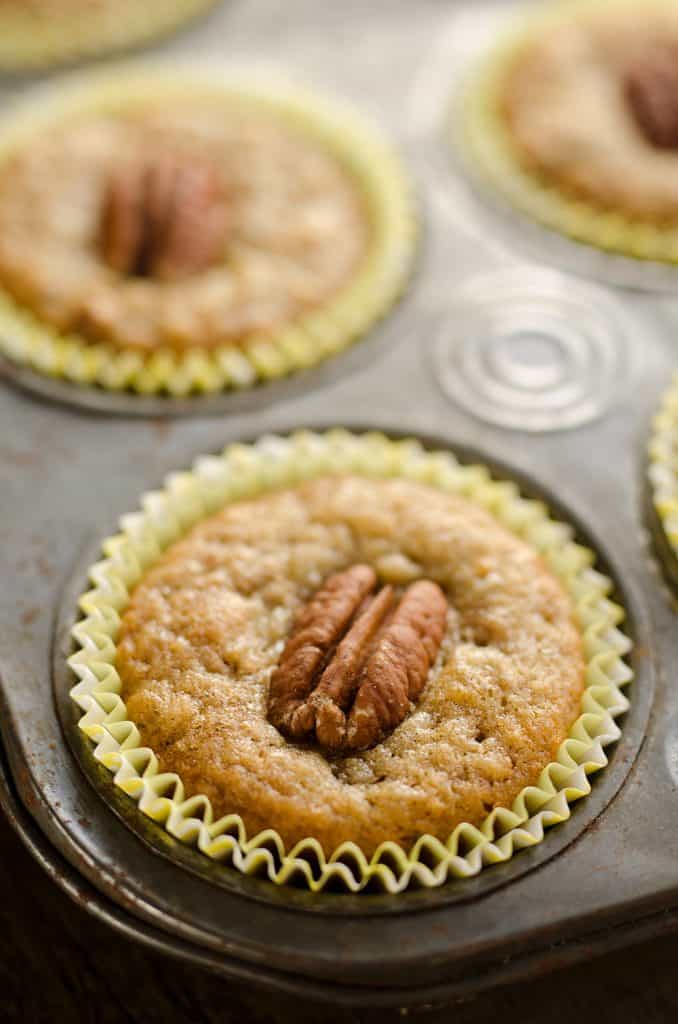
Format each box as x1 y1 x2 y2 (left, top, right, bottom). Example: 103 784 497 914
0 100 367 351
116 476 585 857
501 7 678 221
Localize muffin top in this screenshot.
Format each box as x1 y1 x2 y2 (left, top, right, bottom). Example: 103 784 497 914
116 475 585 857
0 99 367 351
0 1 216 72
500 6 678 221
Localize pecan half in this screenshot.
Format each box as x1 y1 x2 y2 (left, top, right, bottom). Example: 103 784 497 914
100 153 227 280
625 47 678 149
267 565 447 753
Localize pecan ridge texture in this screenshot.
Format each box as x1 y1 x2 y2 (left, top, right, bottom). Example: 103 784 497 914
625 47 678 150
267 565 448 753
100 152 227 281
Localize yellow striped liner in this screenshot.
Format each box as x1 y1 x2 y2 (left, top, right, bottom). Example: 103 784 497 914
461 0 678 265
68 431 632 893
0 68 416 396
0 0 219 72
649 373 678 584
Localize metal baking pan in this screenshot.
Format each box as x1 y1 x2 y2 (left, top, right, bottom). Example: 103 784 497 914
1 0 678 1009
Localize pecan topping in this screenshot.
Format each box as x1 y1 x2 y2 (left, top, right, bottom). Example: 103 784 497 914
100 153 227 280
267 565 447 753
625 47 678 149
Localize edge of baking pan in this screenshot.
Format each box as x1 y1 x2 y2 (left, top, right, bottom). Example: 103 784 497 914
5 727 678 1011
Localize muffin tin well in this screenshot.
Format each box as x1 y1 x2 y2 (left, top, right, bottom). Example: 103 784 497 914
61 430 636 902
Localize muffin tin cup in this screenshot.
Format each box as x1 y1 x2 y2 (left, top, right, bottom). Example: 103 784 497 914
443 0 678 291
66 430 632 895
0 0 220 74
0 65 416 399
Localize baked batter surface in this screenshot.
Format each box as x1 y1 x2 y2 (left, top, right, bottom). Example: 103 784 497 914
501 8 678 221
117 476 585 856
0 100 367 351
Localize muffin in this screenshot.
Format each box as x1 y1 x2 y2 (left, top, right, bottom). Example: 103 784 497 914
116 474 584 856
0 0 218 72
69 433 632 893
0 70 414 394
463 0 678 263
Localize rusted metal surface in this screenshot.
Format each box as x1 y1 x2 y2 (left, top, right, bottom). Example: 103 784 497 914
0 0 676 1008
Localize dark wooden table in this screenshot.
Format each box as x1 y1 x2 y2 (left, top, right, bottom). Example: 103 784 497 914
2 811 676 1023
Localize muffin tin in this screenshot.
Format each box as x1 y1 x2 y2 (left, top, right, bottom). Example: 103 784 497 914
0 0 676 1010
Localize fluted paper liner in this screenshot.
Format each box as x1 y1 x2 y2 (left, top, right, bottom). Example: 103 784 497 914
649 373 678 585
461 0 678 265
0 1 218 72
0 69 415 396
68 432 632 893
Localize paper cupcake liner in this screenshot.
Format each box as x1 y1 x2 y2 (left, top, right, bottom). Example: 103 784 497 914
68 432 632 893
0 69 416 397
461 0 678 266
648 373 678 591
0 0 219 72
